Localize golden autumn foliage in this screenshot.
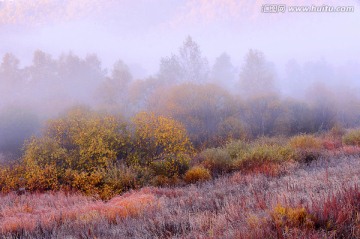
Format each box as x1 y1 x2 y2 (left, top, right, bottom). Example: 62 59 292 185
131 112 193 161
0 108 194 199
342 129 360 146
289 134 322 150
289 134 323 163
13 107 132 198
129 112 193 178
45 106 130 172
0 164 24 193
184 166 211 184
271 205 314 230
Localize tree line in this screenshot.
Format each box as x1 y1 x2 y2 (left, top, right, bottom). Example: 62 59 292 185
1 36 360 155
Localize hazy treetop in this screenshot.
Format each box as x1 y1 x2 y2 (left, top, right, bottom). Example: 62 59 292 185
0 0 358 75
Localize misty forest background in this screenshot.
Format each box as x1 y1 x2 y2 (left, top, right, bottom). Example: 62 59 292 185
1 36 360 159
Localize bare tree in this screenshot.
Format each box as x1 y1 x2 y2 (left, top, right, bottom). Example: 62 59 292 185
239 49 276 96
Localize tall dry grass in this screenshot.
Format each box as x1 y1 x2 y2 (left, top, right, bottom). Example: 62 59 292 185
0 155 359 238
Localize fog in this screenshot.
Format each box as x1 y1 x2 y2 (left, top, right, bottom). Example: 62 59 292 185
1 0 360 156
1 0 359 72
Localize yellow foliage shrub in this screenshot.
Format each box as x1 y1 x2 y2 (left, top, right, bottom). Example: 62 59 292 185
130 112 193 178
19 107 132 198
69 169 104 196
45 107 129 172
289 134 322 150
2 109 194 198
0 165 21 193
271 204 314 229
25 162 59 191
289 134 323 163
151 175 172 187
184 166 211 184
342 129 360 146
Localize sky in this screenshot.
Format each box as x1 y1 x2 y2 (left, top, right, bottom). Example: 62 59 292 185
0 0 360 78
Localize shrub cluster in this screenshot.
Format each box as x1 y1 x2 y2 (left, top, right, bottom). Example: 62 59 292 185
289 134 323 163
268 186 360 238
200 148 234 176
271 205 315 230
2 106 360 200
289 134 322 150
184 166 211 184
199 139 295 177
0 108 193 199
342 129 360 146
234 143 294 171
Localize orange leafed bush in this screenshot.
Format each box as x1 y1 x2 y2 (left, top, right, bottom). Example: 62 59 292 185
184 166 211 184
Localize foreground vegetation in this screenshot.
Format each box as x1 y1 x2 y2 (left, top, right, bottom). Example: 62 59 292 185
1 105 359 199
0 108 360 237
0 155 359 238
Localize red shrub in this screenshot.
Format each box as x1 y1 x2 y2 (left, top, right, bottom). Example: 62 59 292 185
308 186 360 238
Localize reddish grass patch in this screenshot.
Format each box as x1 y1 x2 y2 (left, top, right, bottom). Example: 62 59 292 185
342 145 360 155
0 190 158 234
247 162 282 177
322 139 342 150
308 186 360 237
104 192 157 222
